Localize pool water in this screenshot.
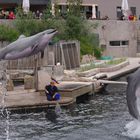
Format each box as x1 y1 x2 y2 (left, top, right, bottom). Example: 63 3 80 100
0 77 134 140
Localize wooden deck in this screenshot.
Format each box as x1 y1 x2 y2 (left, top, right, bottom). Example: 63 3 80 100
1 88 74 113
1 81 93 112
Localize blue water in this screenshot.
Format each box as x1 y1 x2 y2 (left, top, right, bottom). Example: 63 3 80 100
0 77 135 140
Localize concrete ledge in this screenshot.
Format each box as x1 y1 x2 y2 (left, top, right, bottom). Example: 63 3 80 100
76 68 100 77
100 60 129 72
76 60 129 77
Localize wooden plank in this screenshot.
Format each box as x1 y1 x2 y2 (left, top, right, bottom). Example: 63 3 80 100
98 79 128 85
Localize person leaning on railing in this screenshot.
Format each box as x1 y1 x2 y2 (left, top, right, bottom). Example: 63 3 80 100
8 11 16 19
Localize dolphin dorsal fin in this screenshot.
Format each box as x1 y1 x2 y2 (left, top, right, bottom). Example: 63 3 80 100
18 35 26 39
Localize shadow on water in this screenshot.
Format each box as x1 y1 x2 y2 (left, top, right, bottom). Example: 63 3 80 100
45 109 57 123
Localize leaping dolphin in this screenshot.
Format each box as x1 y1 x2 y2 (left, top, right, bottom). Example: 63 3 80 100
126 68 140 120
0 29 57 60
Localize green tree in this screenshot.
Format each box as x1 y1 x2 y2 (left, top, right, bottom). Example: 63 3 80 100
67 0 82 16
42 2 53 20
64 0 101 58
64 0 84 39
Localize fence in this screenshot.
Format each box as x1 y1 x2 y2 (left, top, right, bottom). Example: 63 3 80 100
0 40 80 70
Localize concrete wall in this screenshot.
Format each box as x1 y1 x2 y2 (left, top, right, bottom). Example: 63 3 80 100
88 20 138 57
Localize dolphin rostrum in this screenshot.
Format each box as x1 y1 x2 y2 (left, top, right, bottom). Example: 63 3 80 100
126 68 140 120
0 29 57 60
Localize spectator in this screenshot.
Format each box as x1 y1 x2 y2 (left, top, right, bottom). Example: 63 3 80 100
133 15 137 21
5 11 9 19
129 15 134 21
102 15 109 20
1 10 6 19
39 12 43 19
36 10 40 19
120 15 125 20
8 11 15 19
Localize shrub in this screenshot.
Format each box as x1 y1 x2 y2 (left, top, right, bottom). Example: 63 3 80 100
14 19 47 36
0 24 19 41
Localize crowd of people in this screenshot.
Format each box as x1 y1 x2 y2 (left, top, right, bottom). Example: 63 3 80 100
0 9 43 20
0 10 15 19
120 14 137 21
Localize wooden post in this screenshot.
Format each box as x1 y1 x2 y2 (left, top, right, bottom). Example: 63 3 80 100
34 56 38 91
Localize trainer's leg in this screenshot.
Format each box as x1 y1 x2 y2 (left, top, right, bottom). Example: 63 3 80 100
54 93 61 101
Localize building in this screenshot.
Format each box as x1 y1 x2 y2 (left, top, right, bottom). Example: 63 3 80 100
91 20 138 57
0 0 140 19
54 0 140 20
54 0 140 57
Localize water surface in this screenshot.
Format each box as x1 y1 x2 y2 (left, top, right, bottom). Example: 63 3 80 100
0 77 135 140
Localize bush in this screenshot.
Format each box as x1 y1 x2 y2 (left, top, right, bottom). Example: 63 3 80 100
65 15 84 39
14 19 47 36
93 47 102 59
0 24 19 41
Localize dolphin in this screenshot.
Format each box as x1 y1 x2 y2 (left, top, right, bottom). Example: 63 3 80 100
0 29 57 60
126 68 140 120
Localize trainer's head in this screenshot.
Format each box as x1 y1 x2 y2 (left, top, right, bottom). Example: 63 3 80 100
50 80 56 86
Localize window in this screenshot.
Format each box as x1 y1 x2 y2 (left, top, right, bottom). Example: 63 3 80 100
122 41 129 45
116 7 122 19
110 41 120 46
109 40 129 46
130 7 136 15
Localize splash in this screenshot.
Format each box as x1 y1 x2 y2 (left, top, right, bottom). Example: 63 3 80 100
55 102 62 116
123 119 140 139
0 61 11 140
0 61 8 115
123 97 140 139
125 84 140 139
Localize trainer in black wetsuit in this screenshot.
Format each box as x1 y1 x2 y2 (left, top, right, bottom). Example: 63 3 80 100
45 81 58 101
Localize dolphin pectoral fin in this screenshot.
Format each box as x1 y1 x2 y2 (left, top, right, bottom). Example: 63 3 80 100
41 51 44 58
31 43 39 52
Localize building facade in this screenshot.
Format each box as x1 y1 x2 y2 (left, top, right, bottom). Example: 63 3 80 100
54 0 140 20
1 0 140 19
91 20 138 57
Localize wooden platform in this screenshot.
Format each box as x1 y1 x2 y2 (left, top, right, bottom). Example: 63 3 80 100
58 81 93 100
0 81 94 112
0 88 74 112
